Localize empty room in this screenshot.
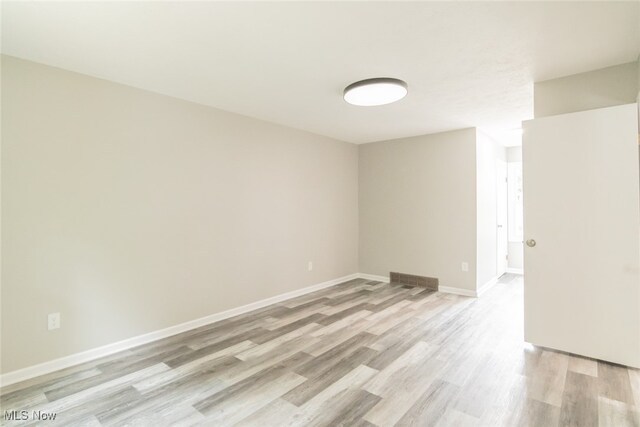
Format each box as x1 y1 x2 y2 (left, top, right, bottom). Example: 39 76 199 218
1 1 639 426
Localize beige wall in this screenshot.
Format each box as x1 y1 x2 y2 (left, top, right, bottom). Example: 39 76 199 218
476 131 507 287
1 56 358 373
534 62 639 118
358 129 477 291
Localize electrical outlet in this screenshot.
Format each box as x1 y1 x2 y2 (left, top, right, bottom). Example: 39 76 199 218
461 262 469 272
308 261 313 271
48 312 61 330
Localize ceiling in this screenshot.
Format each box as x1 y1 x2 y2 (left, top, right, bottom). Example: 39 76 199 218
3 2 639 144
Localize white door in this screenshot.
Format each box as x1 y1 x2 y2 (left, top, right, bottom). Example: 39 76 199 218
496 160 508 277
523 103 640 367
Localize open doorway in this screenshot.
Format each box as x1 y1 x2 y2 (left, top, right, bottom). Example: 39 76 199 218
506 148 524 274
481 127 523 284
477 128 523 296
496 159 508 277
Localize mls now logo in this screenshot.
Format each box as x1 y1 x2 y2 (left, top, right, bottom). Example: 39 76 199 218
4 410 57 421
4 411 28 421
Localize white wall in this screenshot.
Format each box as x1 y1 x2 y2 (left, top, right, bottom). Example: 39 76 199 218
636 56 640 127
636 55 640 100
534 62 639 118
359 129 477 292
508 243 523 271
1 56 359 374
506 146 523 271
476 131 507 287
506 146 522 163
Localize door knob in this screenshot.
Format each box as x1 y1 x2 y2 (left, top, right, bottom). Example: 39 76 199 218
526 239 536 247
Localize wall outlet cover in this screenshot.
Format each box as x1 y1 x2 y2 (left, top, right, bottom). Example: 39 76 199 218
48 313 61 330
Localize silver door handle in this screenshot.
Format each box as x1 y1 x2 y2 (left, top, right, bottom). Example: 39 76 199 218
526 239 536 247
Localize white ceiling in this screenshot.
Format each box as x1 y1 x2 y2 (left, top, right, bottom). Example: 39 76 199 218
3 2 639 144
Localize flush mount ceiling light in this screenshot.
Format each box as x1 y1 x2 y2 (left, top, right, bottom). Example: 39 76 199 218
343 78 408 106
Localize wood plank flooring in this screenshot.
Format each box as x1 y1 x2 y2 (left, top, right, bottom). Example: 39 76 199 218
1 274 639 426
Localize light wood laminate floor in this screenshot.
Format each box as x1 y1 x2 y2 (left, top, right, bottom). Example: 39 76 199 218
1 275 639 426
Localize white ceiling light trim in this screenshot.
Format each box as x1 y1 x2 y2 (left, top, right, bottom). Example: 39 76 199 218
343 78 408 106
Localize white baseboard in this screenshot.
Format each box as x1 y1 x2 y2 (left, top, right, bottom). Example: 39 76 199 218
439 275 502 298
506 268 524 275
0 273 359 388
357 273 390 283
477 275 500 297
438 286 477 297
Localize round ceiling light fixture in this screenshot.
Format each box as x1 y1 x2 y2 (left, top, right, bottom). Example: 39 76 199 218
343 77 408 106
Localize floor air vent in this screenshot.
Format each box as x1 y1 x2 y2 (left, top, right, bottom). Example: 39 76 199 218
389 272 439 291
